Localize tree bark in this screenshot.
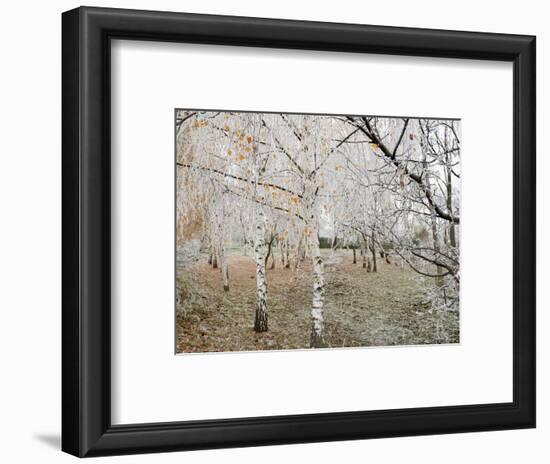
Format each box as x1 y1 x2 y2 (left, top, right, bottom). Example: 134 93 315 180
265 232 276 269
294 235 305 270
221 248 229 291
370 231 377 272
285 238 290 268
310 229 325 348
279 240 285 269
431 216 444 287
446 157 457 248
251 117 268 332
306 178 326 348
254 206 268 332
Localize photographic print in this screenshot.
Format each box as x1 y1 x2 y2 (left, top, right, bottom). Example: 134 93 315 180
176 110 460 353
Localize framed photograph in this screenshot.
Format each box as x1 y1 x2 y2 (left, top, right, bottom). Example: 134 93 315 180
62 6 536 457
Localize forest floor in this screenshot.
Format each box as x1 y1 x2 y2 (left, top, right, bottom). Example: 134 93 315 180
175 250 459 353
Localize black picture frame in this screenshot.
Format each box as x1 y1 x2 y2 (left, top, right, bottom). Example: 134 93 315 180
62 6 536 457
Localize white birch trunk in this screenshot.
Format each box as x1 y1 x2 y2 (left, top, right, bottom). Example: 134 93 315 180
251 117 268 332
306 187 325 348
304 117 326 348
221 247 229 291
285 238 290 268
254 205 268 332
310 222 325 348
294 235 304 271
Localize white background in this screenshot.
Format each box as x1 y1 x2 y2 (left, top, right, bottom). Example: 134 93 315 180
0 0 547 463
111 41 513 424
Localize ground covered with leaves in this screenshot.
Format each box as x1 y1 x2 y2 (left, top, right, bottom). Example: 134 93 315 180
176 250 459 353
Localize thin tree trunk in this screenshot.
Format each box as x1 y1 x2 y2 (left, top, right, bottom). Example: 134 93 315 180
219 196 229 290
306 181 326 348
265 233 276 269
285 238 290 268
249 117 268 332
221 248 229 291
254 206 268 332
294 236 304 270
353 247 357 264
378 242 392 264
310 228 325 348
446 159 457 248
370 231 377 272
431 216 444 287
